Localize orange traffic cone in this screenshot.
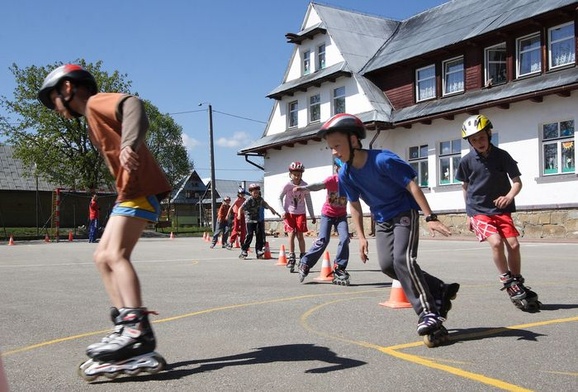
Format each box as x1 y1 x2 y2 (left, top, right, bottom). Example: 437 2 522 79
275 244 287 266
234 237 240 248
44 234 50 243
314 251 334 282
8 235 15 246
263 242 272 259
170 232 175 239
68 231 73 242
379 279 412 309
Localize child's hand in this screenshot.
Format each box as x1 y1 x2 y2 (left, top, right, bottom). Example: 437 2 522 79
427 221 451 237
493 195 513 209
359 238 369 264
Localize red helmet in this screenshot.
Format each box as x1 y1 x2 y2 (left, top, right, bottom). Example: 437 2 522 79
38 64 98 110
288 161 305 172
248 183 261 191
317 113 366 140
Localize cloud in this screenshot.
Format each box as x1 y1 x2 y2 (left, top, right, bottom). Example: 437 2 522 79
216 131 252 148
182 133 200 150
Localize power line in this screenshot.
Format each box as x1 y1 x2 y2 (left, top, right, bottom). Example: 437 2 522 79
168 108 267 124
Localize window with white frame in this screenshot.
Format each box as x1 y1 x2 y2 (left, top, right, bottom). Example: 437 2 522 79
443 57 464 96
333 86 345 115
416 65 436 102
485 43 507 86
309 94 321 123
288 101 298 128
408 144 429 187
439 139 461 185
303 50 311 75
517 33 541 77
549 22 575 69
542 119 575 175
317 44 326 70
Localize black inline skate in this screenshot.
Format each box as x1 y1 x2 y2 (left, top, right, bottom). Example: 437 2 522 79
239 250 248 259
79 307 166 381
500 273 541 312
256 249 265 259
417 312 449 348
332 265 350 286
437 283 460 319
286 252 296 272
298 262 310 283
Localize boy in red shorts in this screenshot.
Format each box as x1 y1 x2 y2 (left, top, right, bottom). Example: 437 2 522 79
278 162 316 272
456 114 540 312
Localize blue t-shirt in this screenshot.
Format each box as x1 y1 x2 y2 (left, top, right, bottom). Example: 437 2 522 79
338 149 420 222
455 144 521 216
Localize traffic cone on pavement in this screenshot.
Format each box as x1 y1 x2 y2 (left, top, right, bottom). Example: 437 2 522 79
44 234 50 243
170 232 175 239
276 244 287 266
263 241 272 259
8 235 15 246
379 279 413 309
68 231 73 242
234 237 240 248
314 251 334 282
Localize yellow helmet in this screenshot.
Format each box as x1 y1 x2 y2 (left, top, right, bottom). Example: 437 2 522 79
461 114 493 139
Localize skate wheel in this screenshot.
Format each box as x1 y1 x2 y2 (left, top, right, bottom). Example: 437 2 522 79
104 371 120 379
145 354 167 375
78 362 98 382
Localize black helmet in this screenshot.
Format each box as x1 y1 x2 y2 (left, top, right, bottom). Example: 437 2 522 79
38 64 98 109
317 113 366 140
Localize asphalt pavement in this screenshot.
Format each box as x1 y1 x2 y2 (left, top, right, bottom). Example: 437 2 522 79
1 235 577 392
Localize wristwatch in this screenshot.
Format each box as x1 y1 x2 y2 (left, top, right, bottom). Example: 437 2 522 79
425 213 438 222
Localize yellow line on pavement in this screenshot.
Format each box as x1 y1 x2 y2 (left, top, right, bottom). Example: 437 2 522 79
300 299 578 392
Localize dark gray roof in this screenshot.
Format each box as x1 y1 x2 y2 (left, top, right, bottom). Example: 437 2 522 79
0 145 58 191
364 0 578 72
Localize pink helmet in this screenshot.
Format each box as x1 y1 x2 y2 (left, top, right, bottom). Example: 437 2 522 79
248 183 261 191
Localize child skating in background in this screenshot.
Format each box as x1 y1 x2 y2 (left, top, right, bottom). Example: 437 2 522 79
239 183 280 259
38 64 170 378
279 162 316 272
210 196 231 248
293 158 351 285
456 114 540 311
226 189 247 249
318 113 459 347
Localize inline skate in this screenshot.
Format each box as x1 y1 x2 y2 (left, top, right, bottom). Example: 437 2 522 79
500 273 541 312
332 265 350 286
239 250 248 259
437 283 460 319
286 252 296 272
417 312 449 348
86 307 123 352
79 308 166 381
256 249 265 259
298 262 310 283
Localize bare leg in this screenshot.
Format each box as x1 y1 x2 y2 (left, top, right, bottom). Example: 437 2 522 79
93 215 148 309
504 236 521 275
288 231 296 254
486 233 508 274
297 232 306 254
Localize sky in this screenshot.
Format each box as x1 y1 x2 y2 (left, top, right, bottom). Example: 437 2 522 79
0 0 448 182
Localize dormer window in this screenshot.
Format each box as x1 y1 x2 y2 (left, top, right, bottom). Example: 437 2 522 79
442 56 464 96
485 43 507 86
517 33 541 77
303 50 311 75
317 44 326 70
549 22 575 69
416 65 436 102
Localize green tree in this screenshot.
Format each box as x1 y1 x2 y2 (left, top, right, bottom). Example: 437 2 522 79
0 59 192 194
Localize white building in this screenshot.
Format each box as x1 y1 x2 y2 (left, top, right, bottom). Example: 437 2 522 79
239 1 578 239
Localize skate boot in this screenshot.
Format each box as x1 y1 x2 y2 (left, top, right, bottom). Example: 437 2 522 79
79 308 165 381
226 242 233 250
417 312 449 348
298 262 310 283
437 283 460 319
86 307 123 353
500 273 541 312
239 250 248 259
286 252 296 272
256 249 265 259
86 308 157 362
332 265 350 286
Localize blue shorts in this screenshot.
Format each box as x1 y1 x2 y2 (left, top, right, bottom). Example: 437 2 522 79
110 195 161 223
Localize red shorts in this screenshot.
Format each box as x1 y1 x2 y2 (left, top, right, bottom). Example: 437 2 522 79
284 213 308 233
470 213 519 242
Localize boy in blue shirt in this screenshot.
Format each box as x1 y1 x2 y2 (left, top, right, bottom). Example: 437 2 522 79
318 113 459 347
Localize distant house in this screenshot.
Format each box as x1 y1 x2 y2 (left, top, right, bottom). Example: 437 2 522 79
239 0 578 239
